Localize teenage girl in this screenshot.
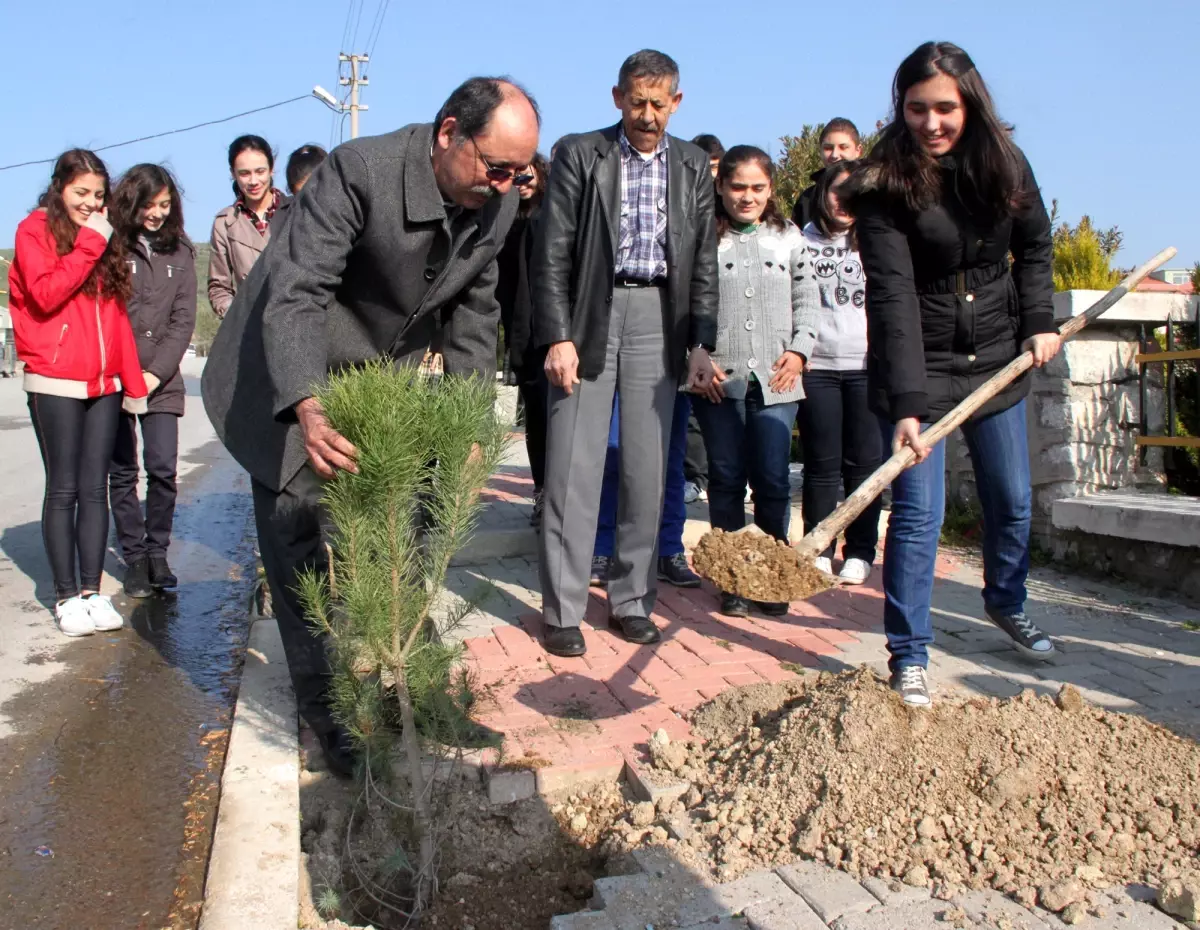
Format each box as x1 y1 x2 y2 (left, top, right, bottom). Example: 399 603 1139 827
8 150 148 636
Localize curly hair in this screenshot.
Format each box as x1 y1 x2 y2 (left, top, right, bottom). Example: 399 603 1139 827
110 163 191 256
37 149 130 302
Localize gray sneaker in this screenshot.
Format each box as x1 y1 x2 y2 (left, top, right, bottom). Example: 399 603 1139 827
589 556 611 588
891 665 931 706
985 608 1055 661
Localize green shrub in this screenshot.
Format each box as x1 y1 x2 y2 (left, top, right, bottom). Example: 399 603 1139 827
1051 209 1122 292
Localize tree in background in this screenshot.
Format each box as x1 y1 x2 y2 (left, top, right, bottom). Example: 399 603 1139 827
1049 200 1123 292
774 122 881 218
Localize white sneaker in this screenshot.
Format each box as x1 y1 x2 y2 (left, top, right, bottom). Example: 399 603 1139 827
683 481 701 504
813 556 834 576
84 594 124 631
55 596 94 637
838 558 873 586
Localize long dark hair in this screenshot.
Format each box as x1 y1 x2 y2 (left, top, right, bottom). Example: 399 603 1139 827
227 134 274 200
36 149 130 302
860 41 1029 219
518 151 550 220
714 145 786 238
110 164 191 255
810 162 857 248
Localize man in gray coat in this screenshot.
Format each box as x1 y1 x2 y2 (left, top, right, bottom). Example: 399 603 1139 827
202 77 539 774
533 50 718 658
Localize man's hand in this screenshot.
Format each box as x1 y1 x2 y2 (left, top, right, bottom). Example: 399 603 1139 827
768 351 804 394
545 341 580 395
1022 332 1062 368
296 397 358 479
893 416 930 464
687 348 716 398
143 371 161 394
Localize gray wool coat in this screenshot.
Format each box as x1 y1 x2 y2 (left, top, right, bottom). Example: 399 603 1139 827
201 123 517 492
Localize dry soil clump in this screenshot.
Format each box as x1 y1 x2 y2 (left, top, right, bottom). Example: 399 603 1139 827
602 669 1200 919
692 528 832 601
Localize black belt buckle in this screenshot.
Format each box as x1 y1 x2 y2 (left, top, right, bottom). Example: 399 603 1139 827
615 275 664 288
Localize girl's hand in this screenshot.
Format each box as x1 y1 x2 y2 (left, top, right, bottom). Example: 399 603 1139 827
1022 333 1062 368
768 351 804 393
697 356 726 404
84 208 113 242
893 417 930 464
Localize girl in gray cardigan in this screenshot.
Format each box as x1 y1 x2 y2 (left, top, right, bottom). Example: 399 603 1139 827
693 145 820 618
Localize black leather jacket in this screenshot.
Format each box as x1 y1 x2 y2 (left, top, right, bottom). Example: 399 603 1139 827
531 124 719 380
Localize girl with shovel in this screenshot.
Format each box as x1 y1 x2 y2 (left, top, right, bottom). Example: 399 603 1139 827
848 41 1061 706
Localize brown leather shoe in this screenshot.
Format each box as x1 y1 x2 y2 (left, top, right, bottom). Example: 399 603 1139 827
608 615 661 645
544 627 587 657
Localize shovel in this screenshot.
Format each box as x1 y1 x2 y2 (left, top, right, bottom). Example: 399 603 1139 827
791 246 1178 565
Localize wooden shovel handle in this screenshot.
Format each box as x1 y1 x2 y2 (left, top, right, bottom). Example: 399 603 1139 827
794 246 1179 561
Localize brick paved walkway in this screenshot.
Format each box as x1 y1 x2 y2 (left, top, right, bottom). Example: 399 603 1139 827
439 463 1200 798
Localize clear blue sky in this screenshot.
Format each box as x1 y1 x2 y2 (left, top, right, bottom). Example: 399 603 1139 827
2 0 1197 270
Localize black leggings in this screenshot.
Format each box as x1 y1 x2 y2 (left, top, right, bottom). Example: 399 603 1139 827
28 392 122 600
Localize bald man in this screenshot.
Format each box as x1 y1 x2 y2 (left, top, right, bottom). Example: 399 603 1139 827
203 77 540 775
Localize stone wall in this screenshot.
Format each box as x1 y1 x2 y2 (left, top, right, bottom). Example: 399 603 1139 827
945 290 1196 545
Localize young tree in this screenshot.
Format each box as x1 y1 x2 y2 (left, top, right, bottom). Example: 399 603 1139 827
299 361 507 919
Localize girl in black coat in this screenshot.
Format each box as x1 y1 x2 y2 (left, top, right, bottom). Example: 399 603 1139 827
848 42 1061 706
497 152 550 524
108 164 198 597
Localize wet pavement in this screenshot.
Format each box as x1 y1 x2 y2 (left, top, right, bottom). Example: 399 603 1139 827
0 362 257 930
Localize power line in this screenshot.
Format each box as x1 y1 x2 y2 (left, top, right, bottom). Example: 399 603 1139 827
339 0 355 53
0 96 311 173
365 0 392 61
350 0 367 51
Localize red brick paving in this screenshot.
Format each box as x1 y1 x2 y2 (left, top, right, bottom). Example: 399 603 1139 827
464 465 964 789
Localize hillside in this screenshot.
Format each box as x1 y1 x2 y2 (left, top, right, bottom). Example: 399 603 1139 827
0 244 215 350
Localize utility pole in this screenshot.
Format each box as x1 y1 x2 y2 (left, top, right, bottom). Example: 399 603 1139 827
339 53 370 139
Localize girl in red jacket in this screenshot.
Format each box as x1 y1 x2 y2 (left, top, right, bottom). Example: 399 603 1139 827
8 149 149 637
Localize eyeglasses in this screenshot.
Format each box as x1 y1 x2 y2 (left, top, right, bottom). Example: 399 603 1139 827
471 136 535 186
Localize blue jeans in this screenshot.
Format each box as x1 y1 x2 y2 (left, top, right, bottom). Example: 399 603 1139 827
881 399 1032 671
595 391 690 559
692 380 798 543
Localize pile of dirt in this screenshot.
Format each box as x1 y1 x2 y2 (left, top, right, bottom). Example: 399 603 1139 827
692 528 833 601
298 766 629 930
599 669 1200 922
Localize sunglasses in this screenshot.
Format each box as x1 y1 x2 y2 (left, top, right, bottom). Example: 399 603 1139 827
471 136 535 186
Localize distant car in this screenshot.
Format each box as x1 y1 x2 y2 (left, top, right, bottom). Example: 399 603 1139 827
185 343 197 357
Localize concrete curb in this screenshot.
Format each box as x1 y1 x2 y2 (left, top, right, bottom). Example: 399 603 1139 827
199 617 299 930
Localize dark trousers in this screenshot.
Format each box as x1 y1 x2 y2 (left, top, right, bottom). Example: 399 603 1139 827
693 380 797 543
110 411 180 561
517 354 549 490
683 412 707 489
595 391 690 559
27 391 122 600
799 369 883 562
251 467 336 734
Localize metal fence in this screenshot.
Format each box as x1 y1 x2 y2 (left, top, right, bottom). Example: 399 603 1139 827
1136 317 1200 462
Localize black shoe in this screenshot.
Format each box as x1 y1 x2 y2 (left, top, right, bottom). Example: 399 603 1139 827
314 725 357 779
148 556 178 590
589 555 611 587
607 615 661 645
890 665 932 707
123 557 153 598
530 490 544 528
720 593 750 617
544 626 587 657
658 553 701 588
756 601 789 616
985 607 1055 661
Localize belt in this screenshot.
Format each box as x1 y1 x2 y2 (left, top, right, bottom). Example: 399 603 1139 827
919 259 1009 296
614 275 667 288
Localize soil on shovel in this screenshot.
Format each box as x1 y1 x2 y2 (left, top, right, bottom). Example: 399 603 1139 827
692 528 833 602
593 669 1200 922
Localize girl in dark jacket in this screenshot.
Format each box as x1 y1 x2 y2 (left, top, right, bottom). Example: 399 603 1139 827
848 41 1061 706
496 152 549 524
108 165 198 597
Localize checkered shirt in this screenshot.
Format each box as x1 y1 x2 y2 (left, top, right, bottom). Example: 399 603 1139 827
615 127 669 280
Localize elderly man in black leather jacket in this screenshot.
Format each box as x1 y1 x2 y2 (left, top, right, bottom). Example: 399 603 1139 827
532 49 719 658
